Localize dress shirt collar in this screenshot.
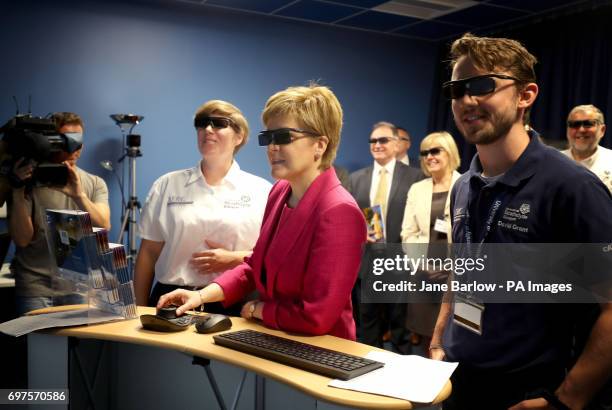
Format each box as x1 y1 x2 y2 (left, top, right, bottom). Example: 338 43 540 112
373 158 396 177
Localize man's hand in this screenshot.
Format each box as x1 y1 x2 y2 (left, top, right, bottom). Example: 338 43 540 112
53 161 82 199
12 158 34 183
429 346 446 361
190 240 241 274
426 269 449 282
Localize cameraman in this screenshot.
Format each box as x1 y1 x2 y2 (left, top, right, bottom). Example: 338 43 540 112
8 112 110 316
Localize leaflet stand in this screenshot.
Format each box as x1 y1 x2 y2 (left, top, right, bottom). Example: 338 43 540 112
44 209 137 321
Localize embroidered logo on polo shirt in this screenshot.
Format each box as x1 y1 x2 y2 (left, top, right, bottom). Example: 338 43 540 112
502 203 531 222
224 194 252 209
498 202 531 233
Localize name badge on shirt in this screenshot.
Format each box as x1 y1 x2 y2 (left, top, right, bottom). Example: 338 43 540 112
434 218 448 234
167 195 194 206
453 295 484 335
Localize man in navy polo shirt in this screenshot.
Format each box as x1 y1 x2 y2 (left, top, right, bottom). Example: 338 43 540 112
430 33 612 409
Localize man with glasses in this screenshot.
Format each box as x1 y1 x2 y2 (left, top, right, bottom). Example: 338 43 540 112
348 121 422 353
395 126 415 167
430 33 612 409
562 104 612 192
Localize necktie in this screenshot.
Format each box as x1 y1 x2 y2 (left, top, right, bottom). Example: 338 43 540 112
373 168 389 219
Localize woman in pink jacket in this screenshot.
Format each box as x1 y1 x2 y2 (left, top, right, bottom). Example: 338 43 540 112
158 84 366 340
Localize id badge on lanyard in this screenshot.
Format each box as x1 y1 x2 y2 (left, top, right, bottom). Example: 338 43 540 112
452 191 508 335
453 294 484 335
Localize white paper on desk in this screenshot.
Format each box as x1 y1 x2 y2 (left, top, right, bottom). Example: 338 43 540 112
329 351 458 403
0 308 123 337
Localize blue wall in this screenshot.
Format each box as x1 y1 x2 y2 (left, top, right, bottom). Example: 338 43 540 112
1 0 437 240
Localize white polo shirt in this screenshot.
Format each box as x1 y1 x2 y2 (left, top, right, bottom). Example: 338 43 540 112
562 145 612 193
139 161 272 287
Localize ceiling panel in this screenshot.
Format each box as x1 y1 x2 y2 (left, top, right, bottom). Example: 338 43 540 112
161 0 593 41
396 20 469 40
205 0 294 13
486 0 583 12
275 0 362 23
434 3 528 27
338 10 421 31
321 0 388 8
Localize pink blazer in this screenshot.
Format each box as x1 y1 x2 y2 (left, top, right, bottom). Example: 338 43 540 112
214 167 366 340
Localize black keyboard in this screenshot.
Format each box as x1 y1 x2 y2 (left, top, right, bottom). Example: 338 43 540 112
213 329 384 380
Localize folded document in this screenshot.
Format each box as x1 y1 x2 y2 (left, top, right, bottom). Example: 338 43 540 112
329 350 457 403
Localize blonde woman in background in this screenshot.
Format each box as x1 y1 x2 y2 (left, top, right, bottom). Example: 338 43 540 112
400 131 461 354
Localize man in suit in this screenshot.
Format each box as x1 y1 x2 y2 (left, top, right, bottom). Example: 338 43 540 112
396 126 416 167
349 121 422 352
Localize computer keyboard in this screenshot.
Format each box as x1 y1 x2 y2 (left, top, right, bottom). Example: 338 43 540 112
213 329 384 380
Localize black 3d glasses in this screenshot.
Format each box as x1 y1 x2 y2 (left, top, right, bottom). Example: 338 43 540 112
369 137 395 145
567 120 600 129
194 115 233 129
442 74 521 100
420 147 443 157
258 128 318 146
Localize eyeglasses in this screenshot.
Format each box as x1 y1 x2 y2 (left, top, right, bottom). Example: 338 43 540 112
258 128 318 146
442 74 521 100
567 119 600 129
194 115 233 130
420 147 444 157
369 137 395 145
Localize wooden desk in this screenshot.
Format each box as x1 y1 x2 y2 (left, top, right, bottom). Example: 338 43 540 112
30 306 450 409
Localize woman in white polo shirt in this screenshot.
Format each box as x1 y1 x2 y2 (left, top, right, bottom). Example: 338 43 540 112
134 100 271 313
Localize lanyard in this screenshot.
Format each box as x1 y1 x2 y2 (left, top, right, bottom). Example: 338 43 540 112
456 188 509 304
463 186 511 257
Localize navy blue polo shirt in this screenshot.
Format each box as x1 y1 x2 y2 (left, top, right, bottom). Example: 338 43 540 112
444 132 612 371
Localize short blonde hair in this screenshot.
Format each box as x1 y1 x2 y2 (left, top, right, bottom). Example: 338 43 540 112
195 100 249 154
420 131 461 177
262 84 343 170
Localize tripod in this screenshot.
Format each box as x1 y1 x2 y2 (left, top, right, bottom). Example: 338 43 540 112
117 135 142 272
108 114 144 274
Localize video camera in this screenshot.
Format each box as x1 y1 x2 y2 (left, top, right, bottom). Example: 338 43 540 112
0 114 83 187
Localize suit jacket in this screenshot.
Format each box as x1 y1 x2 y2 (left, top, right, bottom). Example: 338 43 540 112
215 168 366 340
349 161 423 243
400 171 461 244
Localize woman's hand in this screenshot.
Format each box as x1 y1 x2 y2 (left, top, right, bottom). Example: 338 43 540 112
190 240 245 274
240 300 263 320
157 289 201 316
